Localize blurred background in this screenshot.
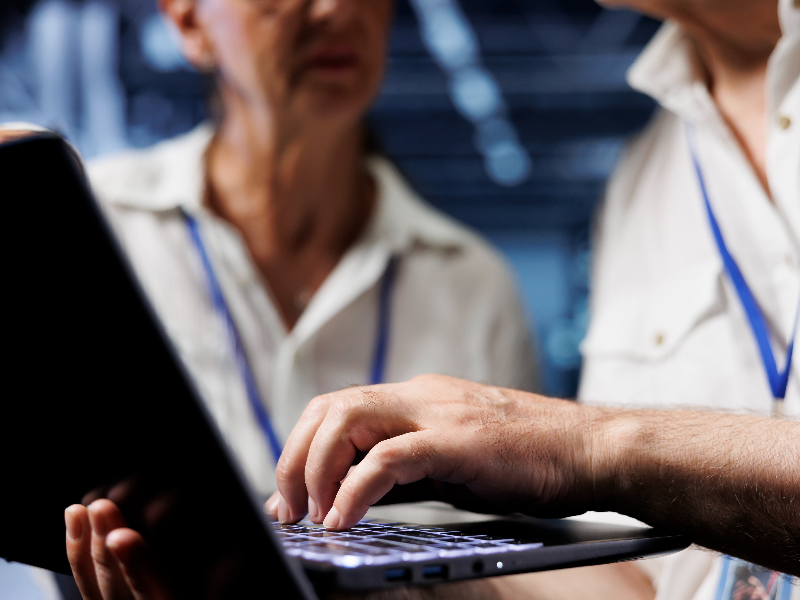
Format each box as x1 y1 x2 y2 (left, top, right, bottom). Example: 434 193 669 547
0 0 660 401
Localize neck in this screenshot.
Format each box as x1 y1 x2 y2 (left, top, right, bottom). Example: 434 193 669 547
205 85 374 328
675 3 780 192
208 93 370 257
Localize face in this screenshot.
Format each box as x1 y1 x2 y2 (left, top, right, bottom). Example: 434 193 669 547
595 0 778 26
595 0 780 59
164 0 394 126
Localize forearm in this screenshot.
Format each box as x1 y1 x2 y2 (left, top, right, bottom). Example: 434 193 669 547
271 375 800 575
589 408 800 574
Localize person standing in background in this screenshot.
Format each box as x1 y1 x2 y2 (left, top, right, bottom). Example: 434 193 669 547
55 1 800 591
82 0 536 500
579 0 798 597
0 0 536 598
11 0 800 597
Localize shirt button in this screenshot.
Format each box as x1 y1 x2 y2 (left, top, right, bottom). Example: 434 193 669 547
654 333 665 346
778 115 792 130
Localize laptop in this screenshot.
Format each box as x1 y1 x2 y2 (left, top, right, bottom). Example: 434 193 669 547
0 134 690 597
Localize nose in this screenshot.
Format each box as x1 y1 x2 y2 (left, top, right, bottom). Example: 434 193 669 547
308 0 356 28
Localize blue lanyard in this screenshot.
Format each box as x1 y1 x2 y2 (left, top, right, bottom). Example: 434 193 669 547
184 211 284 464
687 129 799 400
183 211 397 464
370 255 398 386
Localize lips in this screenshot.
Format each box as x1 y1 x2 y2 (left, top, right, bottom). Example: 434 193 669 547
305 45 359 71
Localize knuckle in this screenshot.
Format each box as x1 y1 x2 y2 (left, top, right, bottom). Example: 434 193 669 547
411 373 437 383
370 440 403 467
304 456 327 484
357 387 390 410
65 548 83 571
307 393 332 414
275 452 306 486
335 479 359 505
331 394 361 418
89 546 116 572
274 462 293 486
408 437 436 465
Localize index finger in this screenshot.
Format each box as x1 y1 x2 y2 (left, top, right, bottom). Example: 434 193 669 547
275 393 337 524
88 500 135 600
278 384 418 525
302 386 419 524
66 505 104 600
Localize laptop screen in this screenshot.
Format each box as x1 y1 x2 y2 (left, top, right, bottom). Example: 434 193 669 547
0 135 314 600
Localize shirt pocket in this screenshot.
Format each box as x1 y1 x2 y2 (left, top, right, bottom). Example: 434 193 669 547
581 260 724 362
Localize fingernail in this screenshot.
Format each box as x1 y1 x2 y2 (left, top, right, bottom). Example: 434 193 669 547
88 503 108 536
323 506 341 530
104 529 123 553
277 496 290 524
65 508 82 541
264 495 279 517
307 497 318 522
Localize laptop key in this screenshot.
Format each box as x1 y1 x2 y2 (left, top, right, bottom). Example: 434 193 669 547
395 531 460 541
357 540 433 553
297 542 360 553
462 541 504 548
346 543 403 556
374 534 447 546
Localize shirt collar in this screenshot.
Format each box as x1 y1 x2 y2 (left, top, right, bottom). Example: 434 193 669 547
771 0 800 114
625 22 714 124
104 122 468 254
101 122 213 212
779 0 800 39
628 0 800 122
365 156 468 254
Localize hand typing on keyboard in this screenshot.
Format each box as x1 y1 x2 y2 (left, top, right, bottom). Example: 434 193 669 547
267 375 800 579
268 375 597 532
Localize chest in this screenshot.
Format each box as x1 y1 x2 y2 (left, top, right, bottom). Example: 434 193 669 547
581 118 800 415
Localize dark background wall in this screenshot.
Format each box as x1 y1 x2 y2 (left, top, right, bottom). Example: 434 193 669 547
0 0 661 398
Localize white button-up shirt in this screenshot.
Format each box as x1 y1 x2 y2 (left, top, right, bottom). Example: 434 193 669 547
579 0 799 597
86 124 537 497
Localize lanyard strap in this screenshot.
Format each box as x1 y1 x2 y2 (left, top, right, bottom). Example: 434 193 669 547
687 128 799 400
183 211 284 464
369 256 398 386
183 211 398 464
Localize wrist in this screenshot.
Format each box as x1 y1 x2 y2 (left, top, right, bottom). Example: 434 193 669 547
582 406 649 514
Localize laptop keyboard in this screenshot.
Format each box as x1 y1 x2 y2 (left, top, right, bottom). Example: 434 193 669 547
273 519 543 568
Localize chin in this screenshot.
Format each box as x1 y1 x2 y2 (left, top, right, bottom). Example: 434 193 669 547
297 84 376 124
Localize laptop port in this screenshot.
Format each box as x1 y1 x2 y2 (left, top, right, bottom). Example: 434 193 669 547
384 568 411 582
422 565 448 580
472 560 484 574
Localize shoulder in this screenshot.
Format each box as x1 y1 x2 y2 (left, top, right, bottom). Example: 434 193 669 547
371 156 517 293
86 124 212 209
373 160 536 388
602 107 682 219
